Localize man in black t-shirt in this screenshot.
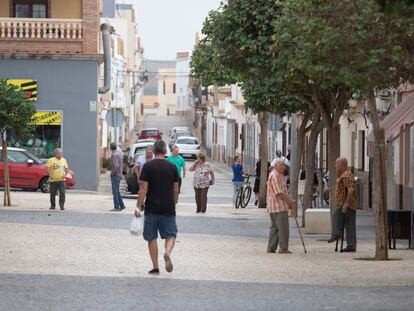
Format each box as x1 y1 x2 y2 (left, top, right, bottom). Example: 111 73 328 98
135 140 179 274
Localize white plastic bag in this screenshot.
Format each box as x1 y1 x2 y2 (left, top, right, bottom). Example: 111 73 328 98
130 215 144 236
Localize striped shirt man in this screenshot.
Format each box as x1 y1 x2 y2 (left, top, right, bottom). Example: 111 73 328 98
267 170 290 213
266 159 294 254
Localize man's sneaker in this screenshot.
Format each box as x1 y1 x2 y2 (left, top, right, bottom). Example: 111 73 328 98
148 268 160 275
49 207 55 210
328 235 340 243
164 253 173 273
109 208 120 212
120 206 126 211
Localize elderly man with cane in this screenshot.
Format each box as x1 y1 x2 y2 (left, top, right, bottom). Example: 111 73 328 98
328 157 357 252
266 158 297 254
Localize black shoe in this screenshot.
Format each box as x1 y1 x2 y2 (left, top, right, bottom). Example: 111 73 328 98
196 210 201 213
341 248 356 253
50 207 55 210
148 268 160 275
254 200 258 206
328 235 340 243
60 207 65 211
120 206 126 211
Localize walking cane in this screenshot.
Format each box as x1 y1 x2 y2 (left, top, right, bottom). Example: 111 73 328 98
335 212 347 252
294 217 307 254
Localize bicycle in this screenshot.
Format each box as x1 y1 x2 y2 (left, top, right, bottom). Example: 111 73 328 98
235 174 255 209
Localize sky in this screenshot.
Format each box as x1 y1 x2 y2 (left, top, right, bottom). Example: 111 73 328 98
136 0 222 60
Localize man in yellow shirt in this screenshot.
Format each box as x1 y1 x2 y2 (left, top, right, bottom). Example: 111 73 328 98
45 148 69 210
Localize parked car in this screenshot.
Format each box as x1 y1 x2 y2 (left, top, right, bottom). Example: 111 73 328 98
169 126 191 139
126 141 171 194
169 128 193 149
138 128 162 140
0 147 75 193
174 136 201 159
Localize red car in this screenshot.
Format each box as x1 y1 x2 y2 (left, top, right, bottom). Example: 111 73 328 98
0 147 75 193
138 128 162 140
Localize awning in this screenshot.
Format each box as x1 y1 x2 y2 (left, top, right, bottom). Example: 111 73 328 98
367 92 414 156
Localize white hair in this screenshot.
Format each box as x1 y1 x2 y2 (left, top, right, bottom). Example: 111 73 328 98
274 158 285 166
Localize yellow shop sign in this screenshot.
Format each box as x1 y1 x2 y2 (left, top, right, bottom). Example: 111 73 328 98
7 79 38 101
33 112 62 126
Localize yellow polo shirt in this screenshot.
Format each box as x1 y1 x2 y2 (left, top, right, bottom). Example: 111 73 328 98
46 157 68 182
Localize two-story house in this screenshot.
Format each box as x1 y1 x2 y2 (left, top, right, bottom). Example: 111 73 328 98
0 0 102 190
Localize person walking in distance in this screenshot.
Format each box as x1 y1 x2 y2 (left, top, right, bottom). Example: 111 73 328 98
109 142 126 212
167 145 186 192
190 153 215 213
45 148 69 210
134 146 154 183
253 159 270 206
271 150 291 186
232 156 244 205
267 158 296 254
328 157 357 252
135 140 180 274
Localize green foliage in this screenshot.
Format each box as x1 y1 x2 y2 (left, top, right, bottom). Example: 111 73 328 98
275 0 414 97
0 80 36 137
191 0 307 114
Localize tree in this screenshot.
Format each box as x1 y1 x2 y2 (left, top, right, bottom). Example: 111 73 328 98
275 0 414 259
192 0 311 209
275 0 357 218
0 80 36 206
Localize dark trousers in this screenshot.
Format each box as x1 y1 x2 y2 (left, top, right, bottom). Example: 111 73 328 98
111 175 125 209
268 211 289 251
194 187 209 212
50 181 65 209
332 208 357 249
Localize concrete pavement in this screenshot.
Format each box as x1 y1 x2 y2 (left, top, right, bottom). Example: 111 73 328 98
1 115 414 310
1 190 414 310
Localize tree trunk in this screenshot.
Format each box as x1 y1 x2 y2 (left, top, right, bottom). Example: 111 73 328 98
258 112 269 209
367 90 388 260
303 114 323 226
2 132 11 206
327 123 341 214
290 113 310 225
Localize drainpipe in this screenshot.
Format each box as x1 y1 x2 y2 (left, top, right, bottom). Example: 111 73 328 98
99 23 112 94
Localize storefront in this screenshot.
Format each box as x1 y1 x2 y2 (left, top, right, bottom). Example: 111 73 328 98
9 111 63 160
1 57 100 190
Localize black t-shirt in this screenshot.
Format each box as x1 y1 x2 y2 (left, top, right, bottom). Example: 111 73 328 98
140 159 179 216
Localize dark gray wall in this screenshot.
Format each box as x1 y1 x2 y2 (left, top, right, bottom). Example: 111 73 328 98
0 58 99 190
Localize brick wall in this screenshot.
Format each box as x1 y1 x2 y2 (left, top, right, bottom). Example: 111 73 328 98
82 0 99 54
0 0 100 55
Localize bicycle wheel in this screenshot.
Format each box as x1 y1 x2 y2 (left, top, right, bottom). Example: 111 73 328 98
241 186 252 208
235 186 243 209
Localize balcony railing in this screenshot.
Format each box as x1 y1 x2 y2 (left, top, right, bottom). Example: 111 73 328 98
0 18 82 40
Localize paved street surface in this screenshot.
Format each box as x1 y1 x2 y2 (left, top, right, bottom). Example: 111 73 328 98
1 116 414 311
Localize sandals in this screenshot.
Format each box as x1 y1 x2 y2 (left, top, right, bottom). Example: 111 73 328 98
164 253 173 273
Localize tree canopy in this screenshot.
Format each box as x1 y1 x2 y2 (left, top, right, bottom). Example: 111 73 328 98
191 0 307 114
0 80 36 136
